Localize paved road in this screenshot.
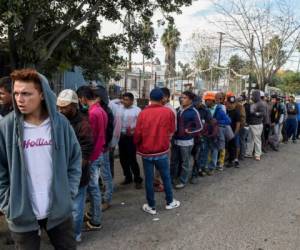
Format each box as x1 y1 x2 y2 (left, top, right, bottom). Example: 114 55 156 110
1 142 300 250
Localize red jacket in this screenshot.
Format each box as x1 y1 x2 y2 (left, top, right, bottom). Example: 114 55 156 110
134 104 175 157
88 103 108 161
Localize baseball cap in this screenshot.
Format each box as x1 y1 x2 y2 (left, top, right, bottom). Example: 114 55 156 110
227 96 236 103
57 89 79 107
260 91 265 97
150 88 164 101
204 91 216 101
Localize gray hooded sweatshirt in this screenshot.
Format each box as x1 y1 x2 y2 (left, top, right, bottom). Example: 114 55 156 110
248 90 266 125
0 73 81 233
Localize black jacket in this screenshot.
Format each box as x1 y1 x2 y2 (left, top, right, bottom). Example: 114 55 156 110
0 104 13 117
70 112 94 187
247 90 265 125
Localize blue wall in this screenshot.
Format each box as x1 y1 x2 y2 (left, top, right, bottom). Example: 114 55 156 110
63 66 86 90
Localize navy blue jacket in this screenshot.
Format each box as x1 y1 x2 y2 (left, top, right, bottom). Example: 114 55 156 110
174 105 203 143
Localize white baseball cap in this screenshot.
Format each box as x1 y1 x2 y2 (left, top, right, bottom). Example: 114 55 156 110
57 89 79 107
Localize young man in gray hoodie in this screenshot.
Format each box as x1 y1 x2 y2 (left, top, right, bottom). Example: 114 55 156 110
0 68 82 250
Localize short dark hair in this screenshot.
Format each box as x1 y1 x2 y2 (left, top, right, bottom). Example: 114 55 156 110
0 76 12 93
122 92 134 101
182 91 195 101
10 68 42 92
160 87 170 98
76 86 95 100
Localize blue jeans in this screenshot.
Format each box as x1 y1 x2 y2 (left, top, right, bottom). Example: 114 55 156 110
142 154 173 208
72 185 87 240
208 139 218 170
101 151 113 203
87 154 103 225
170 144 193 184
199 137 209 171
192 137 209 176
286 118 298 141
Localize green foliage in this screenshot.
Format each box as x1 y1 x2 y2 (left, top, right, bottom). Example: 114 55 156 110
178 61 192 78
161 19 181 83
228 55 246 74
277 71 300 94
0 0 192 79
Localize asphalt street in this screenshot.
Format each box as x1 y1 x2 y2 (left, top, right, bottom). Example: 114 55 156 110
1 142 300 250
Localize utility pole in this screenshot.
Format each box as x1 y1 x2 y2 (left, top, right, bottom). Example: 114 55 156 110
217 32 225 66
248 34 254 101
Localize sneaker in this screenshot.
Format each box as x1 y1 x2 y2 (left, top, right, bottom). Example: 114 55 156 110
255 156 261 161
75 234 82 243
293 140 297 144
198 170 207 177
216 166 224 171
175 183 185 189
234 160 240 168
84 221 103 231
166 199 181 210
102 202 111 212
142 204 157 215
244 155 253 158
135 182 143 190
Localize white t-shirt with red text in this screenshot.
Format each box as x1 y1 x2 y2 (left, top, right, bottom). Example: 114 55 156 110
23 118 53 220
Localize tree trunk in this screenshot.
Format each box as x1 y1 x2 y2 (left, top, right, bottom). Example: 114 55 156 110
8 28 19 70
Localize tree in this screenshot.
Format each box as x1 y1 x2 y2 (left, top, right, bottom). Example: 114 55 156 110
213 0 300 90
37 17 124 82
189 31 224 89
161 19 181 86
0 0 192 72
277 71 300 94
178 61 192 78
228 55 246 74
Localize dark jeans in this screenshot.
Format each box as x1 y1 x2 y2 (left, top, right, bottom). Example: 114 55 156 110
239 127 248 159
192 137 209 176
118 135 142 183
227 135 239 162
282 121 288 142
297 121 300 138
109 147 115 178
286 118 298 141
142 154 173 208
11 217 76 250
262 124 270 149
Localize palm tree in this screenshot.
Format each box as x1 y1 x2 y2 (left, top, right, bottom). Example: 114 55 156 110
161 21 181 87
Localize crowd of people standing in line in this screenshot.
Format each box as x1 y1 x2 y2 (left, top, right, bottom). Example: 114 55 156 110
0 68 299 250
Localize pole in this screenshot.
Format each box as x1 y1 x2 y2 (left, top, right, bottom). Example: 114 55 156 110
138 70 141 99
128 13 132 72
124 70 128 92
154 72 157 88
217 32 225 66
248 34 254 101
210 67 213 90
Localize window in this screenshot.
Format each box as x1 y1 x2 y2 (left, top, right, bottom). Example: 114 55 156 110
131 79 138 90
